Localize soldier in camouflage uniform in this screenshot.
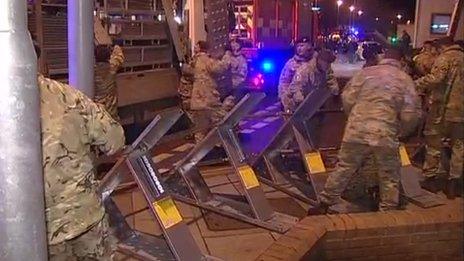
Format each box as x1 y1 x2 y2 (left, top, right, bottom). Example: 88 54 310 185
190 41 231 143
39 74 125 260
413 41 438 77
35 42 125 260
283 49 339 111
94 44 125 120
415 37 464 198
278 37 314 111
223 39 248 101
179 53 197 117
309 49 421 213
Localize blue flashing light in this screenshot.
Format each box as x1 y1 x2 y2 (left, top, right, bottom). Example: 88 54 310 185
261 60 274 73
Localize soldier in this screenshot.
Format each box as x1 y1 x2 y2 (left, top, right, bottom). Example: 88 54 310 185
309 48 421 214
415 37 464 199
94 44 125 120
34 44 126 260
190 41 230 143
179 50 198 117
282 49 338 112
278 37 314 110
413 41 438 77
223 39 248 101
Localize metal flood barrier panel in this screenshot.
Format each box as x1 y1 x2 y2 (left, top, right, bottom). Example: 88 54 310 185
171 93 298 233
98 108 211 261
250 85 444 210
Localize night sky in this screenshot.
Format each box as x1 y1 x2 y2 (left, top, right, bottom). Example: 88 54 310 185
318 0 417 35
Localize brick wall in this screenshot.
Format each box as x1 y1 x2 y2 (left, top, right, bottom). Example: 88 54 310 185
257 200 463 261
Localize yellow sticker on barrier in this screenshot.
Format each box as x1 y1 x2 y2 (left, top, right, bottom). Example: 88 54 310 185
238 165 260 189
153 197 183 229
305 151 326 174
399 145 411 166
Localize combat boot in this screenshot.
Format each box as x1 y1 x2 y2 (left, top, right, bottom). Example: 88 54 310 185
307 202 330 215
420 177 442 193
444 179 461 200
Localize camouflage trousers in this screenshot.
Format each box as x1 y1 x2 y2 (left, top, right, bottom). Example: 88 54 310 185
443 121 464 179
423 121 464 179
48 216 117 261
319 142 400 211
192 107 227 143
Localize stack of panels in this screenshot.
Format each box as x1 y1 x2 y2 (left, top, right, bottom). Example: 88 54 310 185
127 0 153 11
43 14 68 76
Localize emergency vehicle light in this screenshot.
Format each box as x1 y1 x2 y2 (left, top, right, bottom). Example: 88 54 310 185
261 60 275 73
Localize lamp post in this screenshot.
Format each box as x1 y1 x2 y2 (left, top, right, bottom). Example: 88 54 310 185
336 0 343 28
349 5 355 28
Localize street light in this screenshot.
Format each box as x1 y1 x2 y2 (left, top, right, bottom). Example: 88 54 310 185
357 10 363 16
396 14 402 20
336 0 343 27
349 5 355 28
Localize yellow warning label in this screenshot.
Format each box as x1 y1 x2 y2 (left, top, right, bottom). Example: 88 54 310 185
238 165 260 189
153 197 183 229
399 145 412 166
305 151 326 174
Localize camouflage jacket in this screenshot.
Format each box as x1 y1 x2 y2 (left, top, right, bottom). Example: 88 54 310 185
342 59 421 148
415 45 464 123
281 58 338 111
94 45 124 120
39 75 125 245
223 51 248 89
278 56 310 99
190 52 230 110
413 50 437 77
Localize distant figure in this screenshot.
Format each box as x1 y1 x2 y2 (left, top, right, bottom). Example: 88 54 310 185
223 39 248 101
415 37 464 199
94 44 125 120
278 37 314 110
362 47 379 68
309 48 421 214
413 40 438 77
347 39 358 64
400 30 412 56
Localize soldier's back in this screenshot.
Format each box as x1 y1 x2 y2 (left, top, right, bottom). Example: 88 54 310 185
39 75 124 245
343 59 414 147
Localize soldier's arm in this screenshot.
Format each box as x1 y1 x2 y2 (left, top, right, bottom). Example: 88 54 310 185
326 67 339 95
278 61 293 97
110 45 125 73
237 57 248 83
81 94 125 155
415 56 449 92
341 72 364 114
207 55 230 75
400 77 422 136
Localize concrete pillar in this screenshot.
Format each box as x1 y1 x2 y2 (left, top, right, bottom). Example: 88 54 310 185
0 1 48 260
68 0 95 98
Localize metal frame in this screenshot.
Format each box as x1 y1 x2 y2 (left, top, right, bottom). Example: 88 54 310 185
172 93 298 233
98 108 207 261
252 86 333 201
252 86 444 209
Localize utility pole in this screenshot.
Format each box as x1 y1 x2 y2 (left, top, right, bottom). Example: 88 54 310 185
0 0 48 260
68 0 95 98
